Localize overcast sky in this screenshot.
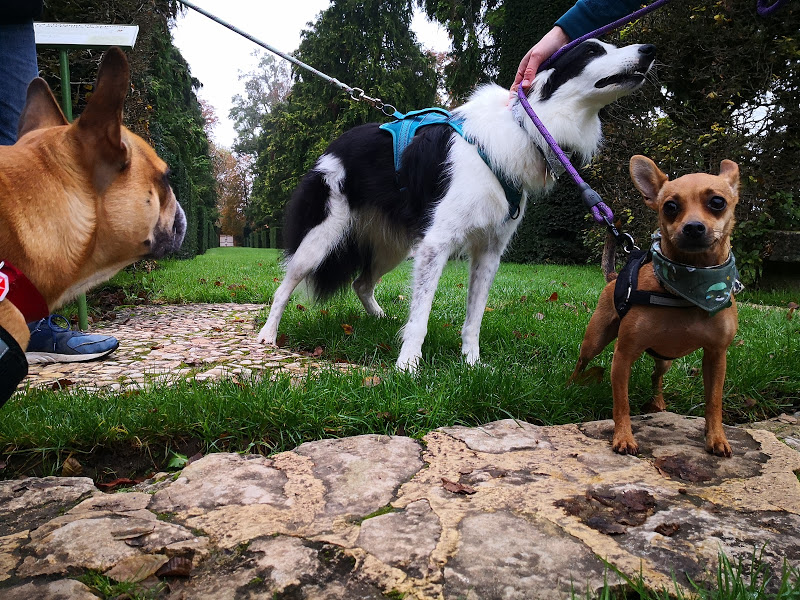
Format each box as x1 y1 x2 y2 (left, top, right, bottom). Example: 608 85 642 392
171 0 449 148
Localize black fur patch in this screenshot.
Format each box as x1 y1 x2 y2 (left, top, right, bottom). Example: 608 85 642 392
539 40 607 102
282 122 453 300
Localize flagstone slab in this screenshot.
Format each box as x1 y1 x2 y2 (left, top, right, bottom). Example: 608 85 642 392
1 413 799 599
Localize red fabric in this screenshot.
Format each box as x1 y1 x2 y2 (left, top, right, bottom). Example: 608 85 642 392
0 261 49 322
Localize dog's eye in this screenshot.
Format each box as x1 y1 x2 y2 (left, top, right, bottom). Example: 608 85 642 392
662 200 680 218
708 196 727 212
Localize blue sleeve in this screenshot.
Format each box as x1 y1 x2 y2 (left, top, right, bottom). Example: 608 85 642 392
555 0 645 40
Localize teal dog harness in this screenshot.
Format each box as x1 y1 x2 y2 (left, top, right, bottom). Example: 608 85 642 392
379 108 523 219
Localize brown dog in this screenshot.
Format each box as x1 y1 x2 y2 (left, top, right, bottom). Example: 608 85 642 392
0 48 186 404
570 155 740 457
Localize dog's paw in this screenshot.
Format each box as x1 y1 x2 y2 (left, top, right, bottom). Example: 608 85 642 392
256 324 277 345
462 348 481 367
706 436 732 458
612 436 640 456
396 353 421 373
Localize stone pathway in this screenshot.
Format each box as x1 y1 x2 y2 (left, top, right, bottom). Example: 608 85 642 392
2 413 799 599
21 303 338 392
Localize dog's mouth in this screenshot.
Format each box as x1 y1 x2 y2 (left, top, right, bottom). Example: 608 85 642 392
594 71 647 89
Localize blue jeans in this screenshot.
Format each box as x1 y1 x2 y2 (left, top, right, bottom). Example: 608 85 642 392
0 21 39 146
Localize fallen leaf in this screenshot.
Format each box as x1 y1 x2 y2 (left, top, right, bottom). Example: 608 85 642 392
198 278 206 284
296 304 306 311
312 346 324 357
457 283 464 288
96 477 143 491
655 522 680 537
744 397 758 408
320 309 329 315
273 277 280 282
275 334 288 348
688 367 700 377
341 323 354 335
443 323 452 327
547 292 559 302
441 478 477 495
484 307 494 312
377 342 392 352
61 457 83 477
788 302 798 320
50 378 74 391
214 280 222 287
735 339 745 346
363 376 382 387
520 295 527 302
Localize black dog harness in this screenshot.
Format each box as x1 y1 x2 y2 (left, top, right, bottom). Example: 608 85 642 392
614 249 695 320
613 249 695 361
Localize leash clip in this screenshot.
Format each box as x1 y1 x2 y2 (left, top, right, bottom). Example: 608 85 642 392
602 214 638 255
350 87 397 117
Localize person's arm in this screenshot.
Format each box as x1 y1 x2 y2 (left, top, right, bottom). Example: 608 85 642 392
511 0 644 93
555 0 643 41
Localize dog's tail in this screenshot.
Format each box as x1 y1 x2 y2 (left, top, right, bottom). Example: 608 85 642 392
601 232 618 283
283 169 363 301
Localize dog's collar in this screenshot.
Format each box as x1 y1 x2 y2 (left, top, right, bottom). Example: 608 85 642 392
510 99 569 181
0 260 50 323
650 231 744 316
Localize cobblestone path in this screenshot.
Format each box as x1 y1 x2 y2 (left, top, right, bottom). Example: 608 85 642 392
21 304 331 392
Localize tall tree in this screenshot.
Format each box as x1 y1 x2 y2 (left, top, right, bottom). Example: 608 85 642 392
229 51 292 158
250 0 438 228
421 0 504 102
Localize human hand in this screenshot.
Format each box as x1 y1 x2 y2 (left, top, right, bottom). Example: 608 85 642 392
510 26 571 95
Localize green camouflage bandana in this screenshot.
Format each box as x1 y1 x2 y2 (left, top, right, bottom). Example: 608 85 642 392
650 231 744 316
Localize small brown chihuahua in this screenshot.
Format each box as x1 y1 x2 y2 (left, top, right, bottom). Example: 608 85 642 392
571 155 741 457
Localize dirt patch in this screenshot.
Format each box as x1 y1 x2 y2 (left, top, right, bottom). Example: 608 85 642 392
1 438 208 488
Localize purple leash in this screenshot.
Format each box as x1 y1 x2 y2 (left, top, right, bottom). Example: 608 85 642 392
516 85 635 252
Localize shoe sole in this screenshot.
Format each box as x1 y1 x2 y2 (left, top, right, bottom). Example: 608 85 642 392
26 348 118 364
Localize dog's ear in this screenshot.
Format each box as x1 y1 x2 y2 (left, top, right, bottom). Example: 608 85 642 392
74 47 132 194
630 155 668 210
17 79 69 139
719 159 739 196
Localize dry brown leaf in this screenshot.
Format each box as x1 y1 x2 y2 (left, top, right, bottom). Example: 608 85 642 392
363 376 382 387
341 323 354 335
61 457 83 477
275 333 288 348
547 292 559 302
296 304 306 311
788 302 798 320
441 478 477 495
312 346 324 357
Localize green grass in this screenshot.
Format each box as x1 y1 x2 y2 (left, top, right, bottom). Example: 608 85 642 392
573 548 800 599
4 247 798 465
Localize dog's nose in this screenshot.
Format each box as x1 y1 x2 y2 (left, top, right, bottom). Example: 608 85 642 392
638 44 656 57
683 221 706 238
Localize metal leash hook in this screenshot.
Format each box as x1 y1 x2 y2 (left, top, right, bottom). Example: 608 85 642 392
349 88 398 117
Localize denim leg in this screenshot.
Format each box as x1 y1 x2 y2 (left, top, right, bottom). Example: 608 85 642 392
0 21 39 145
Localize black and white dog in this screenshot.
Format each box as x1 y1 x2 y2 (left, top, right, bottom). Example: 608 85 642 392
258 40 656 371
